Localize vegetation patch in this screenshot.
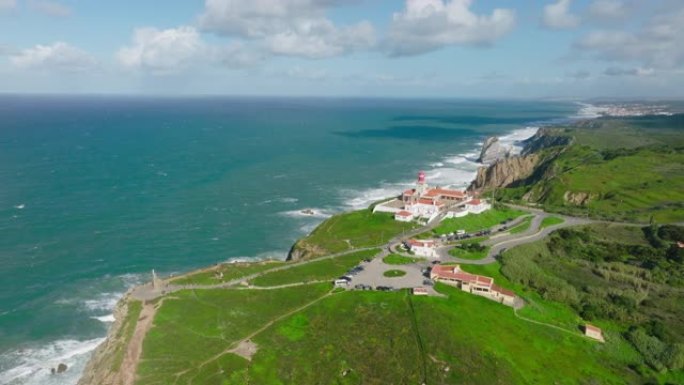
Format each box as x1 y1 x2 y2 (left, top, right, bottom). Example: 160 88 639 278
111 300 142 372
540 216 564 229
448 242 489 260
135 283 330 385
292 209 417 259
433 206 525 235
383 269 407 278
508 216 533 234
499 224 684 376
250 249 379 287
170 260 284 286
383 254 424 265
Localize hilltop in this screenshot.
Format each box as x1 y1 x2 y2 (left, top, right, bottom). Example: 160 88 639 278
78 113 684 385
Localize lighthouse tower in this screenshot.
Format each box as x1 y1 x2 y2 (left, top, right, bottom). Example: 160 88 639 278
416 171 428 195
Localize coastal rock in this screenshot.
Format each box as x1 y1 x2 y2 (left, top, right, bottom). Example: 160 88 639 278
57 363 68 373
563 191 596 206
469 154 541 191
477 136 510 164
521 127 573 156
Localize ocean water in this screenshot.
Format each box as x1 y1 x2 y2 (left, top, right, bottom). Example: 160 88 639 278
0 96 578 384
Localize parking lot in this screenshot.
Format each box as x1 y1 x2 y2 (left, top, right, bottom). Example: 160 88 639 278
340 257 442 295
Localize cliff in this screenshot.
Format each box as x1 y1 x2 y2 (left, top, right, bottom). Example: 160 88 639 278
469 153 542 191
477 136 510 164
469 128 570 193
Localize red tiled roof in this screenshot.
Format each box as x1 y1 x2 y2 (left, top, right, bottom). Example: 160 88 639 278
585 324 602 333
403 189 415 196
431 264 493 287
468 199 482 205
408 239 435 247
424 188 466 198
396 211 412 217
417 198 436 205
491 284 515 297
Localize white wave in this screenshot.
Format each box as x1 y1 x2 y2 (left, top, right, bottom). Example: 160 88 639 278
14 204 25 210
279 208 333 219
340 184 411 210
498 126 539 156
82 292 121 313
0 338 104 385
278 197 298 204
91 314 115 323
573 102 609 119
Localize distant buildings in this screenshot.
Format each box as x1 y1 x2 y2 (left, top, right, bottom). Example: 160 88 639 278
430 264 516 307
374 171 490 222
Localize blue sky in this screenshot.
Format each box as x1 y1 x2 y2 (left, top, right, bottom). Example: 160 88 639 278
1 0 683 98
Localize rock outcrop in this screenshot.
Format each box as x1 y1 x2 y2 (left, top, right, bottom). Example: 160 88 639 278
521 127 572 156
563 191 596 206
477 136 510 164
286 240 326 261
469 153 541 191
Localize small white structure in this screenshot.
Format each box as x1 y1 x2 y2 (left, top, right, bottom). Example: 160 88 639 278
394 210 414 222
334 278 350 288
465 199 491 214
412 287 429 296
407 239 438 258
584 324 605 342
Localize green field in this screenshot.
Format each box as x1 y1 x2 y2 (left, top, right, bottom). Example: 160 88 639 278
170 260 285 286
250 249 379 287
382 254 424 265
540 215 564 229
447 243 489 260
221 287 641 384
383 269 407 277
136 283 331 385
508 216 533 234
433 207 526 235
291 209 417 259
498 224 684 377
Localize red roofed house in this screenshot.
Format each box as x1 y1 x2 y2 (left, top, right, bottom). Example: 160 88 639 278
430 264 516 306
394 210 414 222
583 324 605 342
407 239 438 258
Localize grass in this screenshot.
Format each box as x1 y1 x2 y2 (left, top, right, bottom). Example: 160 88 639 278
292 209 417 259
135 283 331 385
382 254 424 265
383 269 407 277
433 207 526 235
250 249 379 287
111 300 142 371
508 216 533 234
447 245 489 260
540 216 564 229
170 260 284 286
228 289 642 384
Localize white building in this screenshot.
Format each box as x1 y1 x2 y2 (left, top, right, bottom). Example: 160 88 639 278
394 210 414 222
464 199 491 214
407 239 438 258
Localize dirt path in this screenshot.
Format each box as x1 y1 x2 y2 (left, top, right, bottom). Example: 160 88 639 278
120 301 159 385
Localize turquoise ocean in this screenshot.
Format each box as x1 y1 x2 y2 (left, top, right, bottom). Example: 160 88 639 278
0 96 582 384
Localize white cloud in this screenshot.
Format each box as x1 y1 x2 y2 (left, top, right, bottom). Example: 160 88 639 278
542 0 580 29
117 26 207 74
603 66 655 77
29 0 71 17
575 5 684 69
10 42 97 72
199 0 375 58
588 0 628 20
386 0 516 56
0 0 15 11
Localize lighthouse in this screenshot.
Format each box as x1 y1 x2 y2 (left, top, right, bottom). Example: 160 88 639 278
416 171 428 194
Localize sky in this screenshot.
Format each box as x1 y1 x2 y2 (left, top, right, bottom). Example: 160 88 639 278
1 0 683 98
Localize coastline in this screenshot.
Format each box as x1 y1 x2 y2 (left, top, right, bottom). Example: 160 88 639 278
74 119 556 384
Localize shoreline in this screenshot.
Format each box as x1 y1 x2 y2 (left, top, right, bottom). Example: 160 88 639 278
67 104 597 385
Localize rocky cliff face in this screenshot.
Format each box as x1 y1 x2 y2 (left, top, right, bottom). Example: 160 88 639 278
469 153 541 191
469 128 571 192
477 136 510 164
